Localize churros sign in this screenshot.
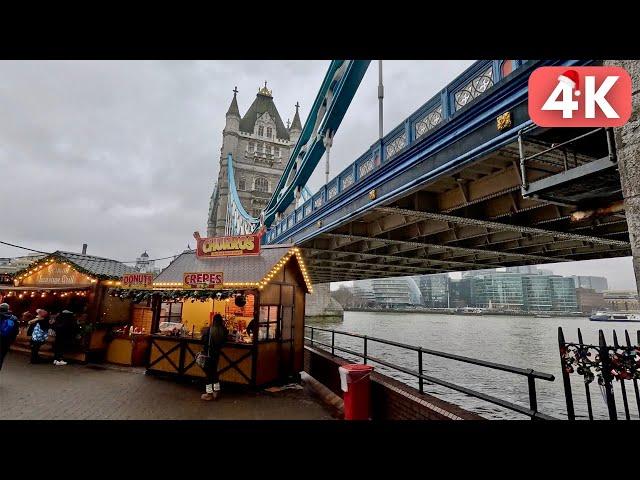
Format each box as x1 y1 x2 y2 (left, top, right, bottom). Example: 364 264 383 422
193 231 261 258
183 272 223 289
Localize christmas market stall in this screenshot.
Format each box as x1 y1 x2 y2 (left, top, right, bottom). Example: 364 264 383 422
1 251 137 363
109 234 312 387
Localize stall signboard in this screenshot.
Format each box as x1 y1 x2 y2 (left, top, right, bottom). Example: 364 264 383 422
21 262 93 287
0 274 12 285
194 232 261 258
183 272 224 289
121 273 154 289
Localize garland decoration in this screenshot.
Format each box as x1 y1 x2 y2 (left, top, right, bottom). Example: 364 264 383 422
109 288 242 303
13 252 125 281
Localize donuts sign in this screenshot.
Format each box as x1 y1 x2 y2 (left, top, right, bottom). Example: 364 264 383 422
183 272 224 289
121 273 154 289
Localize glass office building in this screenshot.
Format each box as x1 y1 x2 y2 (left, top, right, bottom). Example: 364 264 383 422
470 273 525 310
550 276 579 312
353 277 423 308
522 275 553 312
412 274 449 308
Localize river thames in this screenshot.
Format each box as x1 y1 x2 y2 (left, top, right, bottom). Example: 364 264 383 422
307 312 640 420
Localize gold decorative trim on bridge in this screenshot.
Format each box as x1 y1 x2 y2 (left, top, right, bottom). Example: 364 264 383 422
496 111 512 131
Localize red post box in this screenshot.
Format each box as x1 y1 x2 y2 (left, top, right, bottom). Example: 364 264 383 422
338 364 375 420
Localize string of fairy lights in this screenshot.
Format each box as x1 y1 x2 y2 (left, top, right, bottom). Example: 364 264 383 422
4 290 89 300
3 246 313 304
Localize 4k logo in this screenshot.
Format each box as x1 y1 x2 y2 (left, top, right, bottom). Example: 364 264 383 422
529 66 631 127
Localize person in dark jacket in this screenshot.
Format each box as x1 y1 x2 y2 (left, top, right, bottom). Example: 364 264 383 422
201 313 228 401
28 309 50 364
21 311 34 336
0 303 19 372
51 309 76 366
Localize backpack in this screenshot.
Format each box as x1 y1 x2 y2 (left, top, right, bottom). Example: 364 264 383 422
0 313 18 339
31 323 49 344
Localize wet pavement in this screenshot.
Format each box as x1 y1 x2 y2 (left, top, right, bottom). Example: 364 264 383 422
0 352 335 420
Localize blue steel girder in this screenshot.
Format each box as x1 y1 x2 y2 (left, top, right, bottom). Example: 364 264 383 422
225 153 260 235
263 60 371 227
265 59 594 246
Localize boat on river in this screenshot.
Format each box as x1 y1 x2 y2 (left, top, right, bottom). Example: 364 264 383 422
589 311 640 322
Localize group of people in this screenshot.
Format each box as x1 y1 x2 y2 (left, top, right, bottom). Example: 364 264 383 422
3 303 238 403
0 302 77 374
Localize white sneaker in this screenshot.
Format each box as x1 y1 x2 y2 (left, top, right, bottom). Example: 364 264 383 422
57 360 67 366
53 360 60 365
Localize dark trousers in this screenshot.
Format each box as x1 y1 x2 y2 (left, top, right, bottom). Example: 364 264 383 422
30 341 43 363
205 351 221 385
53 334 70 361
0 337 11 371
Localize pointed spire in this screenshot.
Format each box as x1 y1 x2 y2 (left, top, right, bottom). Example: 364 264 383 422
290 101 302 131
226 86 240 117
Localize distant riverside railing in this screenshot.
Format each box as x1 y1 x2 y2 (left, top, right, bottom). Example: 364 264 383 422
304 325 557 420
266 59 530 244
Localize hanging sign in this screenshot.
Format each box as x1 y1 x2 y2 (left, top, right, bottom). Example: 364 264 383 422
0 274 13 285
193 231 261 258
183 272 224 289
121 273 154 289
21 262 93 287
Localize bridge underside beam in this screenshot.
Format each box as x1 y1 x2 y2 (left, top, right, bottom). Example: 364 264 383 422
288 105 631 284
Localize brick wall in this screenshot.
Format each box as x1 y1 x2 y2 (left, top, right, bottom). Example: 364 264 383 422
304 345 484 420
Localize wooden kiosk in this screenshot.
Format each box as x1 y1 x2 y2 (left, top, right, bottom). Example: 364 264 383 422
139 235 312 388
1 251 136 363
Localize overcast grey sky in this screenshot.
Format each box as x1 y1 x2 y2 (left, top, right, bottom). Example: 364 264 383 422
0 60 636 290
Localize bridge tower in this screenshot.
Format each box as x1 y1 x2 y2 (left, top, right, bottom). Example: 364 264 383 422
207 84 300 236
606 60 640 296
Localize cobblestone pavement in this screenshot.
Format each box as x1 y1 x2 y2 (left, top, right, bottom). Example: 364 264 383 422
0 353 335 420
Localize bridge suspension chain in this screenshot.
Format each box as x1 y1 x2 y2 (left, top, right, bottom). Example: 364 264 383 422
224 153 260 236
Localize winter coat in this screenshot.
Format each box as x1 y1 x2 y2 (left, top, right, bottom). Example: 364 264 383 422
202 322 228 356
53 311 76 336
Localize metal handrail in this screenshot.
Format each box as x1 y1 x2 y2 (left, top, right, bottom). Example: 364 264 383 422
304 325 557 420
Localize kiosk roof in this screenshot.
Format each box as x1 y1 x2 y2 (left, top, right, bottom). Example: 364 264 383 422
154 244 297 284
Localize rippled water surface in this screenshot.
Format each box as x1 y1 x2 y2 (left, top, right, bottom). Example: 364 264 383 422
307 312 640 420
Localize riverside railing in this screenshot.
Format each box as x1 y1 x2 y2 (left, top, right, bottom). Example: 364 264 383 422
304 325 556 420
558 327 640 421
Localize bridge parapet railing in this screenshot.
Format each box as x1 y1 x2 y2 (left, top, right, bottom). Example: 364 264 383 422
267 60 530 242
305 324 556 420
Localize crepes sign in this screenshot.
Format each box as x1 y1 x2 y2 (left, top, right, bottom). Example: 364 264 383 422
183 272 224 289
193 231 261 258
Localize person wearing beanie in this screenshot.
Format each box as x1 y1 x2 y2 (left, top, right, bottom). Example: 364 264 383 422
0 303 19 372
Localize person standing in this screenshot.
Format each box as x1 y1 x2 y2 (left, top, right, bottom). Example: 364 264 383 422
51 309 76 366
28 309 50 364
20 311 34 336
201 313 228 401
0 303 19 372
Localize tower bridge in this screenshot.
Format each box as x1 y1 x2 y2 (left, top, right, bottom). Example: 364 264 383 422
220 59 639 292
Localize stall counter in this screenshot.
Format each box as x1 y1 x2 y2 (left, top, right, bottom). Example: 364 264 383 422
146 334 255 385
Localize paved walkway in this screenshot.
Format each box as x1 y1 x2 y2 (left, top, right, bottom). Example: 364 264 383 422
0 353 335 420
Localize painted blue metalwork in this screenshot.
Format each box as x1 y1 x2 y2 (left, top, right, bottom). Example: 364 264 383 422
263 60 371 228
265 59 594 245
225 153 260 235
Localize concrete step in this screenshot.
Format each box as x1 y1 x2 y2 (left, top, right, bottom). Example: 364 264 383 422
10 344 87 363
